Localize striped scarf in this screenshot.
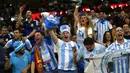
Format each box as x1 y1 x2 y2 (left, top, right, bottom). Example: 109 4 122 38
34 43 44 73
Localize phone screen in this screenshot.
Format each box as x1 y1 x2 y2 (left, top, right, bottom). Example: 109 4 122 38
72 46 76 52
23 4 26 9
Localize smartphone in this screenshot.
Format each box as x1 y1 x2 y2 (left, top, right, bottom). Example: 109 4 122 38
72 46 76 52
22 4 26 9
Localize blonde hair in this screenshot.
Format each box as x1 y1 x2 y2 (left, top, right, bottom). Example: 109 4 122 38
79 12 94 37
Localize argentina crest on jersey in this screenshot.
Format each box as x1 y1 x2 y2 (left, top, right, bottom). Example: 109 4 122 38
78 30 84 38
101 50 130 73
23 56 28 62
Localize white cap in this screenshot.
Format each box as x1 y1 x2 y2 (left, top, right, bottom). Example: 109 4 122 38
60 25 70 34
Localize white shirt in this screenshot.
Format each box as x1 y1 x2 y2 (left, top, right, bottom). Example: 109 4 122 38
76 23 93 46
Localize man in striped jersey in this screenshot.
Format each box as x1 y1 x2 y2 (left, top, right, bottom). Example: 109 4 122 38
94 11 112 44
84 37 106 59
31 30 58 73
102 27 130 73
48 25 80 73
83 37 106 73
106 27 130 52
89 9 99 27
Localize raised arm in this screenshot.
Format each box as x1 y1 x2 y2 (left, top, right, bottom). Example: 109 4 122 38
27 30 37 39
73 2 81 34
18 5 25 26
47 29 58 45
74 6 80 25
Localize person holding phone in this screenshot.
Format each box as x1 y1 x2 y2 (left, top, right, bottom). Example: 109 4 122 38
5 41 31 73
48 25 80 73
18 4 38 46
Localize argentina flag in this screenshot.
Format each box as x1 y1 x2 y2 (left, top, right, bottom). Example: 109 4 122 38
101 49 130 73
112 56 129 73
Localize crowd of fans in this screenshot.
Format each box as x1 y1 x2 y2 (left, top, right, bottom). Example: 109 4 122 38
0 1 130 73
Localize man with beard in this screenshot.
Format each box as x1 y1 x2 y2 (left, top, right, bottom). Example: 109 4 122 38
0 26 13 47
3 29 32 73
5 41 31 73
48 25 80 73
83 37 105 68
106 27 130 52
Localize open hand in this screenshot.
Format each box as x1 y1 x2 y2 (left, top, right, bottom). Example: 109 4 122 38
19 4 26 12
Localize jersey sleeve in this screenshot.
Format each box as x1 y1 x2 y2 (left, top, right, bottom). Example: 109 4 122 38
25 39 32 50
107 21 113 30
5 39 13 48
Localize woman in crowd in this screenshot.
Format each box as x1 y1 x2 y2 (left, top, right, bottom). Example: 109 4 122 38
103 31 113 48
124 17 130 27
73 3 95 47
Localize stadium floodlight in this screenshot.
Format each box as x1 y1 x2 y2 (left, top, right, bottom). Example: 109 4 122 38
11 17 15 21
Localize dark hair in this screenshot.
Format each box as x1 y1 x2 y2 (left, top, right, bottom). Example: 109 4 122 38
99 10 104 14
83 37 94 45
103 31 113 43
2 26 8 30
35 30 45 36
13 28 22 33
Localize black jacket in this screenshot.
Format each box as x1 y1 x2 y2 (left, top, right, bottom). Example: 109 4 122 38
0 46 6 73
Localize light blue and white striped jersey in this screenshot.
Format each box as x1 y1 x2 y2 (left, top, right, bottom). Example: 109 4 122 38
5 39 32 50
56 39 80 70
31 36 58 71
84 43 106 59
106 39 130 52
112 56 129 73
92 18 99 28
94 19 112 44
84 43 106 67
